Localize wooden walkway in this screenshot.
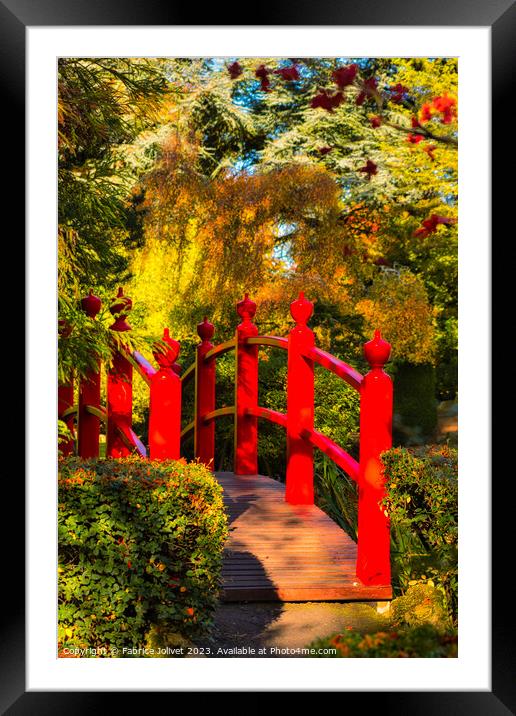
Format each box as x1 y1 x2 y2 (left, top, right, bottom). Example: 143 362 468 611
216 472 392 602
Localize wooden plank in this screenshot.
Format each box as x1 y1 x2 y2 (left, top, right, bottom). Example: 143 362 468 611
222 586 393 602
215 472 391 603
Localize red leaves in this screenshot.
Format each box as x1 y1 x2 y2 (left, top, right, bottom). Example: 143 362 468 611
318 146 333 155
389 83 409 104
432 93 457 124
230 61 300 86
370 115 382 128
311 89 345 112
311 63 359 111
413 214 456 238
274 65 299 81
332 63 358 89
356 77 378 106
311 63 359 113
420 94 457 124
359 159 378 179
227 61 243 80
411 116 422 128
407 133 424 144
255 64 271 92
420 103 433 122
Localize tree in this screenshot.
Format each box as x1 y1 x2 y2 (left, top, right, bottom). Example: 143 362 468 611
126 58 456 381
58 58 170 381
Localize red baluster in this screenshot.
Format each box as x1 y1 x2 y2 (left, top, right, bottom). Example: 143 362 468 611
78 290 102 458
234 293 258 475
195 317 215 468
286 292 315 505
356 329 393 586
107 287 133 458
58 319 75 456
149 328 181 460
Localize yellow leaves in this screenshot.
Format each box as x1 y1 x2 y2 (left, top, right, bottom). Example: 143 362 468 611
355 268 437 365
241 206 256 224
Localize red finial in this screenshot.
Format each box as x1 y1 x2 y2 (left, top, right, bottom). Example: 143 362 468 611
153 327 180 369
364 329 391 368
290 291 313 326
109 287 132 331
197 316 215 343
81 289 102 319
236 293 257 321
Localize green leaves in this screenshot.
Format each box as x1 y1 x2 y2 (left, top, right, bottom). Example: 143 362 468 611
58 457 228 655
381 445 458 622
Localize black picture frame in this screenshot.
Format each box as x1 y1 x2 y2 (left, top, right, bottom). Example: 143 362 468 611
8 0 511 711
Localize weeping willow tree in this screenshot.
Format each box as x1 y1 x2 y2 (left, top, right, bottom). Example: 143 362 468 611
127 57 455 371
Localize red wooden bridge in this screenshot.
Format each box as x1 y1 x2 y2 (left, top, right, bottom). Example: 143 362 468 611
59 289 393 601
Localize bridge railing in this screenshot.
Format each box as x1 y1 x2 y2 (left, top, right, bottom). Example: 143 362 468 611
59 287 393 586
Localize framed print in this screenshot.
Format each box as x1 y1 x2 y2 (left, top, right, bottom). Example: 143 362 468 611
7 0 512 709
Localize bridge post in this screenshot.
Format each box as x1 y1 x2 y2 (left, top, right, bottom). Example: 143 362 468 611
195 317 216 468
78 291 102 458
356 329 393 586
58 319 75 456
107 287 134 458
234 294 258 475
149 328 181 460
286 292 315 505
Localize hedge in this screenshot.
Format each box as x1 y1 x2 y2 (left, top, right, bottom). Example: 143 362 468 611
58 457 228 656
309 623 457 658
314 444 458 626
381 445 458 623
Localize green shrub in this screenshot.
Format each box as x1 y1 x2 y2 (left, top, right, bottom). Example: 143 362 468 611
391 583 449 630
309 623 457 658
58 457 228 656
307 583 456 658
381 445 458 622
314 444 458 626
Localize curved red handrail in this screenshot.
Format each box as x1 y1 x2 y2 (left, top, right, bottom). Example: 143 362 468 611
306 347 363 391
202 406 236 424
203 339 236 362
245 335 288 350
116 422 147 458
122 349 157 386
245 406 287 428
300 427 359 482
118 330 362 477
